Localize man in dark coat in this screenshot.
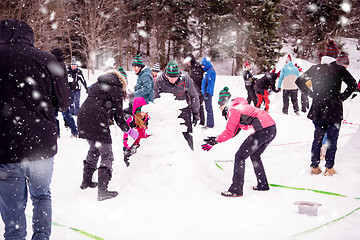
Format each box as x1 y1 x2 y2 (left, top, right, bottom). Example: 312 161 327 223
295 40 357 176
184 53 205 125
243 61 258 106
77 69 133 201
67 60 88 116
0 19 70 240
50 48 79 138
154 60 200 150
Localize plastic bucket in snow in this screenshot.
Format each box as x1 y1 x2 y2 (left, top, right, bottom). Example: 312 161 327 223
294 201 322 216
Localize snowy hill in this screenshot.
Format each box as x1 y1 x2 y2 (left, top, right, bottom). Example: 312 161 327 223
2 41 360 240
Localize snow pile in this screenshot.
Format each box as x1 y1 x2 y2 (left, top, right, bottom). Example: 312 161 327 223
118 93 216 197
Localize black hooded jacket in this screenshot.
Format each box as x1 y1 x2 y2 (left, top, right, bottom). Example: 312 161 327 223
296 58 356 123
185 54 204 95
0 19 71 163
77 70 129 144
255 72 279 94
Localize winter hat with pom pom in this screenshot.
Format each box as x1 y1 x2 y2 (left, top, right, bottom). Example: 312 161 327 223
152 62 160 72
244 61 250 68
118 67 127 78
165 60 180 78
336 51 349 67
324 40 339 59
132 55 144 67
286 54 292 63
218 86 231 106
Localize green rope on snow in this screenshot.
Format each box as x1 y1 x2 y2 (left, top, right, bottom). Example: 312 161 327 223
293 206 360 237
26 214 105 240
269 183 357 199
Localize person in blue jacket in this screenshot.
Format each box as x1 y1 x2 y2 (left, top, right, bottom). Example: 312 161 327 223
201 57 216 129
277 55 300 115
132 55 154 104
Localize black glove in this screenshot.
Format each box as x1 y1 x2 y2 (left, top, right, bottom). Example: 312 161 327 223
193 114 200 126
201 136 218 151
351 94 357 99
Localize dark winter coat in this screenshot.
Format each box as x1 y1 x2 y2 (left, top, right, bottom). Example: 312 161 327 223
185 54 204 95
154 72 200 132
67 66 87 92
134 66 154 103
255 72 279 95
0 19 71 163
295 57 357 123
200 58 216 96
77 70 129 144
243 69 254 87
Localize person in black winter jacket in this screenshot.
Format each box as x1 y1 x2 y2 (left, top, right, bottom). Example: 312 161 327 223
67 61 88 116
50 48 79 138
295 40 357 176
0 19 70 240
254 71 280 112
243 61 258 106
77 69 136 201
154 60 200 150
184 53 205 125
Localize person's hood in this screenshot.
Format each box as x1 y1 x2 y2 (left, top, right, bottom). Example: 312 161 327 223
98 70 127 92
230 97 248 108
50 48 63 62
0 19 34 46
265 71 278 81
187 53 196 65
138 66 151 75
321 56 337 64
200 57 213 71
285 61 296 68
132 97 147 115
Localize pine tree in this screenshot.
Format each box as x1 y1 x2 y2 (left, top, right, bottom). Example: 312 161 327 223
246 0 282 72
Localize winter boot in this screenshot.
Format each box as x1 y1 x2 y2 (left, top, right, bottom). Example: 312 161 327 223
80 161 98 189
97 167 118 201
253 186 270 191
310 166 322 175
221 191 242 198
324 167 337 176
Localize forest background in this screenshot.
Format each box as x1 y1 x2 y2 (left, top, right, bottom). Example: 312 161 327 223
1 0 359 75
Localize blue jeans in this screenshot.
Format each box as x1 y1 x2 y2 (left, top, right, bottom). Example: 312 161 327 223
204 95 214 128
55 109 78 136
311 121 340 169
0 158 54 240
70 90 81 116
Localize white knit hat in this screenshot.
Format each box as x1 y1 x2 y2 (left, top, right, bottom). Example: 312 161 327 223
152 62 160 72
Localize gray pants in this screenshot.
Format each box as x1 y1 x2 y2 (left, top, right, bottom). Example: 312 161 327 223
85 140 114 172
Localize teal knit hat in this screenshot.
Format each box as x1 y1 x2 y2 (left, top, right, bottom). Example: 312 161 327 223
132 55 144 67
165 60 180 78
218 87 231 106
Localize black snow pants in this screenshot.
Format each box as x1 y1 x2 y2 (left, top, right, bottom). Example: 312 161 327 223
228 125 277 195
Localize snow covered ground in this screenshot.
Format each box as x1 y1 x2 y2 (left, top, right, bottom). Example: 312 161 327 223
2 39 360 240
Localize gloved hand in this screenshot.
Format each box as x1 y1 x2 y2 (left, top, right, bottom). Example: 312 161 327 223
193 114 200 126
201 136 218 151
204 93 210 102
126 128 139 140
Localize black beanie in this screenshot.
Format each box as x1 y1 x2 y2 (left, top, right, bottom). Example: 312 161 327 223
218 87 231 106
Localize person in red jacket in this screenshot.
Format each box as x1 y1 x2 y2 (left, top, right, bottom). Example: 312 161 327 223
123 97 150 166
201 87 277 197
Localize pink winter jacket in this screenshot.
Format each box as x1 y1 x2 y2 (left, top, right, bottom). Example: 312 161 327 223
123 97 150 149
216 97 276 143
